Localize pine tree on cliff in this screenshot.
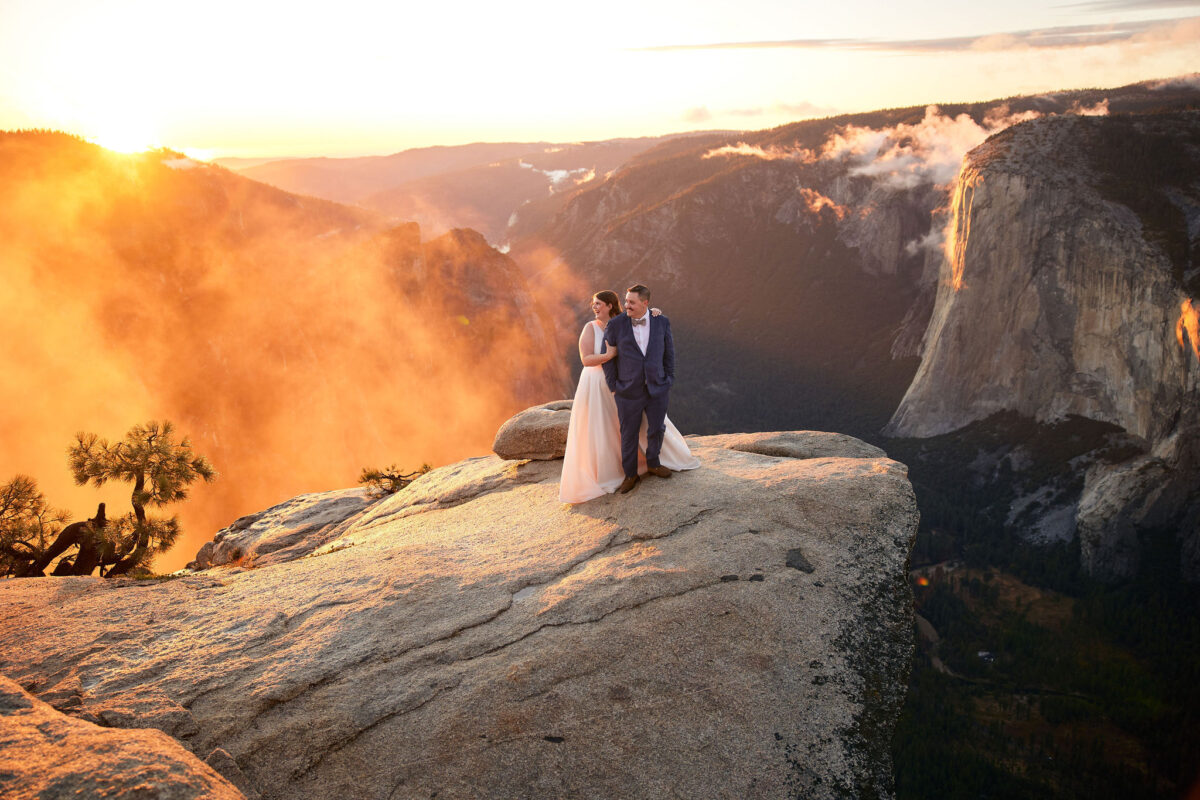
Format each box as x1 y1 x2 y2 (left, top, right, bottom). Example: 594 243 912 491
68 420 216 576
0 475 69 576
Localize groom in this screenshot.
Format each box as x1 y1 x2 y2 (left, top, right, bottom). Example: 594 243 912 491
602 284 674 493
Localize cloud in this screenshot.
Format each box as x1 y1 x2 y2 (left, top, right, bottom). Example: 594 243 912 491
818 101 1106 268
682 106 714 123
704 99 1109 195
1149 71 1200 88
1059 0 1200 10
701 142 816 162
0 137 577 572
904 228 945 257
1069 99 1111 115
818 105 1044 189
518 160 593 192
636 15 1200 53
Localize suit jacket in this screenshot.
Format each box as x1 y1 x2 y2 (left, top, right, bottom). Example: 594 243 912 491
602 312 674 398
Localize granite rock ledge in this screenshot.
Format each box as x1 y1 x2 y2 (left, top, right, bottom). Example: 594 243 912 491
0 426 918 800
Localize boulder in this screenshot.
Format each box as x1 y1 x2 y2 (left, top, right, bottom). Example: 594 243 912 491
0 432 917 800
701 430 888 461
0 675 244 800
187 541 214 571
492 400 573 460
196 488 374 569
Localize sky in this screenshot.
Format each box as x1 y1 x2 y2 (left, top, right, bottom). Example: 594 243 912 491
0 0 1198 157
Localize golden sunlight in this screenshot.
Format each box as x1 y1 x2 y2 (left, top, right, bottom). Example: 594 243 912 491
1176 298 1199 362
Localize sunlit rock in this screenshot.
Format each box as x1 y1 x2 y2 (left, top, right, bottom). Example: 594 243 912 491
492 399 573 460
701 430 889 461
204 489 373 569
0 676 245 800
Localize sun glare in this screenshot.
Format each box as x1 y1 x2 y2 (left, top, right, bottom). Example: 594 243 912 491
180 147 216 162
89 121 160 154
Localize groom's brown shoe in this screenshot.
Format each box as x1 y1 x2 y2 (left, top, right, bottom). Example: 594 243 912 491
647 465 672 479
618 476 639 494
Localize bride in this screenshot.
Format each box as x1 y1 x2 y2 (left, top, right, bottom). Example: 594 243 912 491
559 290 699 504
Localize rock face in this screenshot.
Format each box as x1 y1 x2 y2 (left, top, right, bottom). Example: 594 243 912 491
1077 423 1200 581
0 430 918 800
885 113 1200 442
491 399 573 460
884 112 1200 580
0 675 245 800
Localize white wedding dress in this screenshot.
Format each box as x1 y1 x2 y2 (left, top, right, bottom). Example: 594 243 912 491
559 320 700 504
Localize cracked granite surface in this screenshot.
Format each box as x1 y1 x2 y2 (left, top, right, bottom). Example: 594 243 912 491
0 432 917 800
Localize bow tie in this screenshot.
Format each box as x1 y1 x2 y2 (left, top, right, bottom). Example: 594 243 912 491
631 317 647 326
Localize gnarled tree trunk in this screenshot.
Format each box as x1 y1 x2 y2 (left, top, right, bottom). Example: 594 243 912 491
20 503 106 577
105 475 147 576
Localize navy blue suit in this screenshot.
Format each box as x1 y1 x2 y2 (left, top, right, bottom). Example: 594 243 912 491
602 312 674 478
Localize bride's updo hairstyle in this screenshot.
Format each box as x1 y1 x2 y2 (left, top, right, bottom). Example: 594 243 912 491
594 290 622 319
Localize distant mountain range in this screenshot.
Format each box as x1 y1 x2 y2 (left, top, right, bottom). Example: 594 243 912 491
217 133 735 244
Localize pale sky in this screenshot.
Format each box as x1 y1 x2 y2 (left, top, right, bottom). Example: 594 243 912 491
1 0 1198 157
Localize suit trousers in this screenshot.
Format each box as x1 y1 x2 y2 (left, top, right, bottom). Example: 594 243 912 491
614 384 669 478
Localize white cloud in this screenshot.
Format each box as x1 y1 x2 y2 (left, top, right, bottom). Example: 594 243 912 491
701 142 816 162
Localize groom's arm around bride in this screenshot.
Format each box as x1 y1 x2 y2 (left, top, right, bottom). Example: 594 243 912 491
601 313 623 395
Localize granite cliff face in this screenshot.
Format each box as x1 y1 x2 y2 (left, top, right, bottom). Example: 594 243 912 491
886 112 1200 580
0 427 918 800
886 113 1200 440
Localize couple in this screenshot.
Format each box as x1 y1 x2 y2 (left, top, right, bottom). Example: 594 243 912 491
559 284 699 504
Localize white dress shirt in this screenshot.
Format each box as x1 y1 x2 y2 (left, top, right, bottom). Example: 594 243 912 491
630 312 650 355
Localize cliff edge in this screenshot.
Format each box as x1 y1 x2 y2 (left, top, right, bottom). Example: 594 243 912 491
0 425 917 799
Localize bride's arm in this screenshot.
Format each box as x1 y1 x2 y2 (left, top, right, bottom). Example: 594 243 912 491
651 307 663 316
579 324 616 366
